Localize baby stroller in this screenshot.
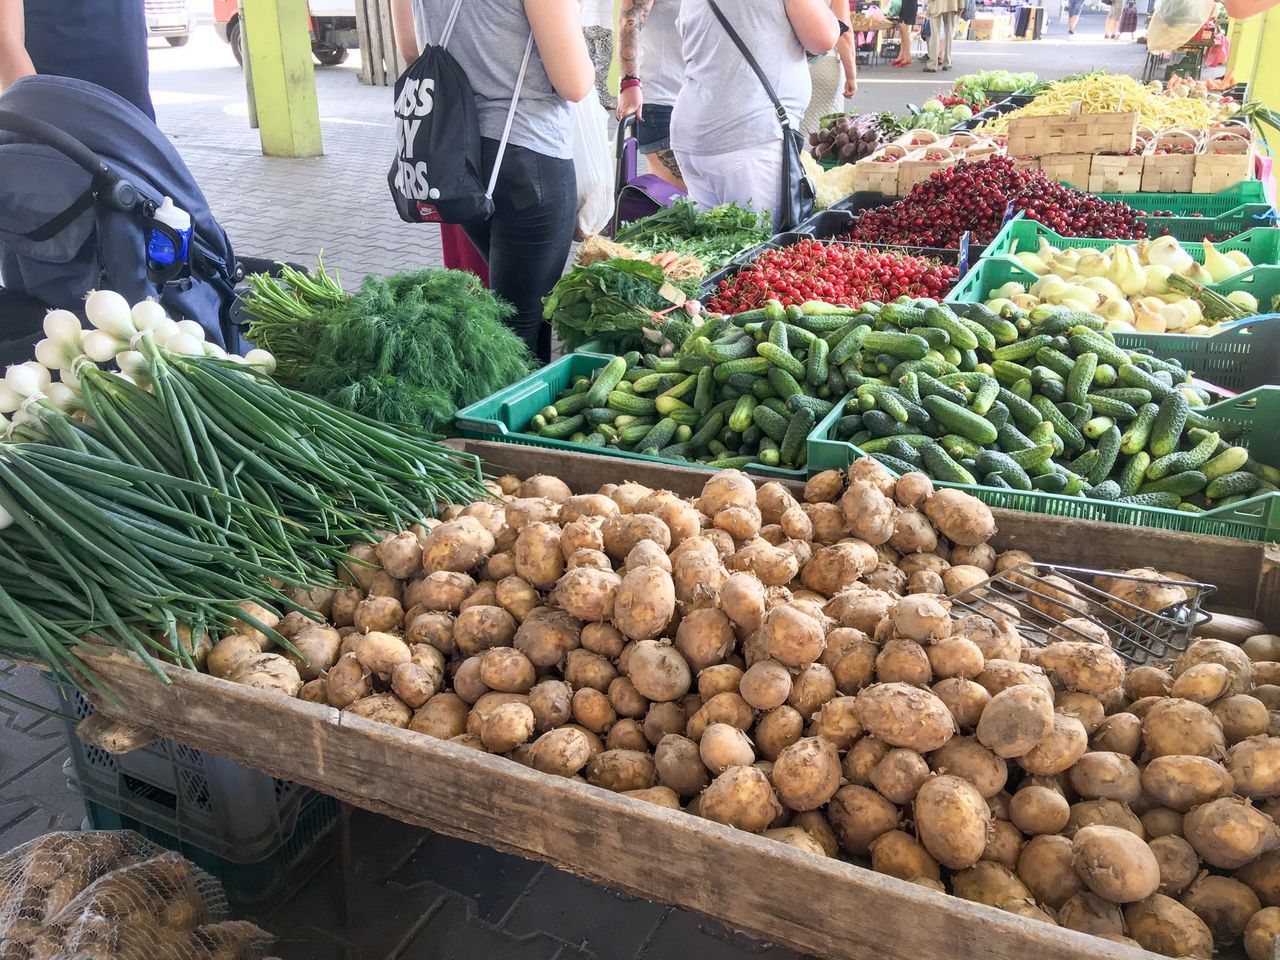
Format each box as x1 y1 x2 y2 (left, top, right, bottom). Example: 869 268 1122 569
610 115 686 235
0 75 246 360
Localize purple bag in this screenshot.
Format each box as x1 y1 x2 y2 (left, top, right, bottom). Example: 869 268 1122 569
610 115 686 235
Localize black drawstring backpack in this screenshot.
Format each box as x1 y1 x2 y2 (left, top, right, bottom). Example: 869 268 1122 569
387 0 532 224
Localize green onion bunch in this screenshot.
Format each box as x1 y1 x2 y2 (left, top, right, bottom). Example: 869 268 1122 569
0 290 488 693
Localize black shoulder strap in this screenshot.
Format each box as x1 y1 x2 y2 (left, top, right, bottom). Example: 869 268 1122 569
706 0 792 130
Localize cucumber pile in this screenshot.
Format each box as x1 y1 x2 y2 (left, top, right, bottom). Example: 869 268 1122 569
827 299 1279 511
526 301 866 471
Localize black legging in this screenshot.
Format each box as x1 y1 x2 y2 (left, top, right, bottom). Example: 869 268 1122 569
462 139 577 364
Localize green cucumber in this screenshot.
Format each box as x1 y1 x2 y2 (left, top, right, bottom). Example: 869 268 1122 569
1120 403 1160 456
1083 416 1115 441
1118 452 1151 497
993 334 1055 363
541 414 587 439
1204 446 1250 481
861 434 934 454
1147 431 1220 481
921 443 977 485
861 331 931 360
1085 394 1138 420
756 342 806 380
997 388 1043 430
1066 353 1098 407
553 391 592 417
1087 426 1122 487
1206 471 1261 500
1090 480 1122 502
1150 393 1189 459
806 337 830 386
975 450 1033 490
1031 395 1084 452
1139 471 1208 496
1117 363 1176 401
1117 492 1182 508
871 453 917 475
992 360 1034 387
921 395 999 445
1093 387 1153 406
780 408 816 466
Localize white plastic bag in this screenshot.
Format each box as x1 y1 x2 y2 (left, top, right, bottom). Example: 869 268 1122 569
571 97 613 237
1146 0 1214 52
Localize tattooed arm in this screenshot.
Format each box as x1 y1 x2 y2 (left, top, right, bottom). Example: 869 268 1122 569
616 0 655 119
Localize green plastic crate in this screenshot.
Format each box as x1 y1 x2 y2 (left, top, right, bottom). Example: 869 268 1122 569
806 387 1280 542
1094 181 1269 216
946 259 1280 392
454 353 808 480
1141 205 1276 242
983 217 1280 279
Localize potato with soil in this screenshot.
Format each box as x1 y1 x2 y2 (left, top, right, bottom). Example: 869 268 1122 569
1183 874 1262 948
422 516 496 574
928 736 1007 798
914 775 991 870
855 683 955 753
1142 697 1226 760
824 587 895 634
1068 751 1141 803
478 702 536 753
674 608 734 674
838 480 895 546
1090 713 1143 758
698 723 756 774
806 696 861 751
1124 894 1214 959
874 639 931 686
1174 637 1255 697
952 862 1032 908
771 736 841 811
1070 825 1160 903
975 684 1055 759
868 748 930 804
624 639 692 703
585 749 657 793
1227 735 1280 798
800 541 879 598
686 691 754 741
1038 641 1125 696
1057 892 1126 937
225 652 303 698
514 608 582 668
1017 835 1086 910
1246 906 1280 960
870 830 941 882
1148 835 1199 897
1010 785 1070 836
932 678 990 730
1017 713 1089 776
699 765 782 833
1141 755 1233 811
344 692 412 728
827 784 900 856
654 734 710 799
208 634 265 681
1214 695 1271 745
761 604 825 670
613 566 677 643
1184 796 1280 869
921 488 995 546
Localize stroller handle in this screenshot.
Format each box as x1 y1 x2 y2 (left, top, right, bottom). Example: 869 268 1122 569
0 110 138 213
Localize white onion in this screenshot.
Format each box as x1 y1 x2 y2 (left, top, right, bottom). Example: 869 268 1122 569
150 317 180 345
165 332 204 356
6 364 43 397
116 351 150 381
130 299 168 331
61 365 82 390
84 289 136 338
244 349 277 374
0 385 23 414
0 503 13 531
174 319 206 343
82 330 126 363
44 382 77 411
42 309 82 342
203 343 227 360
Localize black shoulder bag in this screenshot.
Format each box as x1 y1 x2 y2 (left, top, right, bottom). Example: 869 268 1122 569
706 0 815 231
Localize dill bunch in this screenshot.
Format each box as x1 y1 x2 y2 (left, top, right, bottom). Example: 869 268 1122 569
244 264 532 433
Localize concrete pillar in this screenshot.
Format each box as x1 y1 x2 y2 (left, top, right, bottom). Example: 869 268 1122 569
242 0 323 158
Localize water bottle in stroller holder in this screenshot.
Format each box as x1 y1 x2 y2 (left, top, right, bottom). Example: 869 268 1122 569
145 196 193 283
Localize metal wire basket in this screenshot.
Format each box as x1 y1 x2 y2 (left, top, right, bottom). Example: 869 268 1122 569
947 563 1216 666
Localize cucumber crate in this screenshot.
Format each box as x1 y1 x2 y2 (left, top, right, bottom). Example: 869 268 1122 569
454 352 810 480
946 258 1280 392
807 387 1280 542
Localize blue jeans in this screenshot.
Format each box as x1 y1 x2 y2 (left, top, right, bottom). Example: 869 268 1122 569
461 140 577 364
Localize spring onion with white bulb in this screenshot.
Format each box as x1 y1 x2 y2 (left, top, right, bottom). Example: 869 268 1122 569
0 290 488 694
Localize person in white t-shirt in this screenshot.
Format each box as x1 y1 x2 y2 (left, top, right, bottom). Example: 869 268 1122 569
616 0 687 189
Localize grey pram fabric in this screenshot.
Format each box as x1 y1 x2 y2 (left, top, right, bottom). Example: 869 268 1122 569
0 75 242 349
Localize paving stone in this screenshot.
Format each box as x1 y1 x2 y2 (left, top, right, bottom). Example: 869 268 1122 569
399 892 567 960
501 867 669 960
639 907 817 960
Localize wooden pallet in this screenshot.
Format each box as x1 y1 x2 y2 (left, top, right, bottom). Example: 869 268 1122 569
72 442 1280 960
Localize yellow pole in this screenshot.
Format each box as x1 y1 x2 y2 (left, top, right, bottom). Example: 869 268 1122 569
1247 6 1280 154
1224 14 1260 79
242 0 323 158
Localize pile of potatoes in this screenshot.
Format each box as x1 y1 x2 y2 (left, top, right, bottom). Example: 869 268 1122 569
205 459 1280 960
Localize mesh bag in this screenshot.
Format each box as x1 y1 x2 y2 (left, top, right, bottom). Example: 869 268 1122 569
0 831 276 959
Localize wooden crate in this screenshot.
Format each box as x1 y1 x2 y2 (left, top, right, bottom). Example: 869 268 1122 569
353 0 406 86
69 442 1280 960
898 146 959 194
1089 154 1144 193
1007 109 1138 159
1193 132 1255 194
853 146 908 195
67 442 1280 960
1037 153 1092 189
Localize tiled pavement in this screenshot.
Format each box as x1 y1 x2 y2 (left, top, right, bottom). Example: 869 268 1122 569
0 18 1150 958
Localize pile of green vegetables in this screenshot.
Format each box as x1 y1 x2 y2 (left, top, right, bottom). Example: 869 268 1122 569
527 301 863 472
545 258 703 355
952 70 1037 104
0 299 485 695
243 261 532 433
613 200 771 271
822 299 1278 511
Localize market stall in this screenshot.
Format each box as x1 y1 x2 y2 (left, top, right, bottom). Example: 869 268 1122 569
4 61 1280 960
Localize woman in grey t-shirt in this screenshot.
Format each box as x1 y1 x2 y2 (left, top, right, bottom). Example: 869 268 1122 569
671 0 839 230
391 0 593 362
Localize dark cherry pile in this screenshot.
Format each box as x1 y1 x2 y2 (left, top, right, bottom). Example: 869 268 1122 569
844 155 1147 248
706 239 960 314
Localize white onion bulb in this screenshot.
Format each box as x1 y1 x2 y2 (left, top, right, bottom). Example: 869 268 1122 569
244 349 277 374
81 330 126 363
174 319 206 343
130 299 168 331
42 309 82 342
6 363 44 397
165 332 204 356
84 289 136 339
44 382 77 411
